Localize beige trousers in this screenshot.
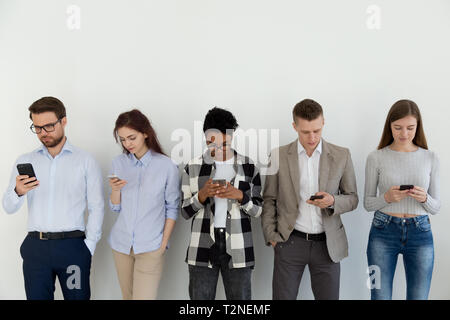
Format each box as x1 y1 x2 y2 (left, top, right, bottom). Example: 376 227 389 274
112 247 165 300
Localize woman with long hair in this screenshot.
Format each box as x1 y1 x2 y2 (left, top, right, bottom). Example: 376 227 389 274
108 109 180 300
364 99 440 300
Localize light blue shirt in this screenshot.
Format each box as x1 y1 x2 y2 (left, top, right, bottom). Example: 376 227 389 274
108 150 181 255
2 139 105 255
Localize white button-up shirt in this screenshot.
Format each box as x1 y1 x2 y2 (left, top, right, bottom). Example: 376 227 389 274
294 139 324 234
2 140 105 255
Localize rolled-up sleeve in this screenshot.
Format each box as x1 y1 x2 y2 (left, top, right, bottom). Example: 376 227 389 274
181 163 204 220
165 162 181 221
109 199 121 213
239 165 263 218
108 161 121 213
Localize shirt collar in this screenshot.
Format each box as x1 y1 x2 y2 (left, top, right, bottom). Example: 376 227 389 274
35 137 74 156
297 139 322 156
129 149 153 167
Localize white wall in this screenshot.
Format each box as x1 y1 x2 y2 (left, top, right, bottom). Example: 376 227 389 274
0 0 449 299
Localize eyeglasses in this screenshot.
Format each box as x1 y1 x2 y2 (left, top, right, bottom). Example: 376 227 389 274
30 119 62 134
206 141 232 150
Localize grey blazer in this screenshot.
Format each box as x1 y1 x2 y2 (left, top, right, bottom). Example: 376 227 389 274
261 139 358 262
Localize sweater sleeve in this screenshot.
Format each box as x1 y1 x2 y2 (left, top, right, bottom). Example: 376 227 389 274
364 152 389 212
421 151 440 215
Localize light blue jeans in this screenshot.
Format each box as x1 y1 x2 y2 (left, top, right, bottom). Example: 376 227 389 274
367 211 434 300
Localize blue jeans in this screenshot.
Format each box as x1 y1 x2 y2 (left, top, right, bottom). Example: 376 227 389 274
367 211 434 300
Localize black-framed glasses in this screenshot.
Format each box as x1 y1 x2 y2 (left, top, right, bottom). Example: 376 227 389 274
30 119 62 134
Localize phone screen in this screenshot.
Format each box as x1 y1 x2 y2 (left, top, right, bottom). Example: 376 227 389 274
212 179 227 186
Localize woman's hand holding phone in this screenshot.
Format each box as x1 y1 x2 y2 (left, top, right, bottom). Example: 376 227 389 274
109 175 127 192
384 186 410 203
384 185 427 204
407 186 427 203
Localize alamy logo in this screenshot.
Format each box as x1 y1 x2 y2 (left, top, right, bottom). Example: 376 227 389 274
67 5 81 30
66 265 81 290
170 121 280 175
367 265 381 290
366 5 381 30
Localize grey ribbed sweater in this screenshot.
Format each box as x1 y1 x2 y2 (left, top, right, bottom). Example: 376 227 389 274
364 146 440 215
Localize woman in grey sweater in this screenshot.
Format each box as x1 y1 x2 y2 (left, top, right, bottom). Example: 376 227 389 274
364 99 440 300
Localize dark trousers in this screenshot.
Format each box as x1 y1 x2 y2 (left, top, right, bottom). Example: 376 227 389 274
188 228 252 300
273 232 340 300
20 234 92 300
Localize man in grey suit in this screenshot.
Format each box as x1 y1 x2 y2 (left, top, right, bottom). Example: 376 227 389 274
262 99 358 300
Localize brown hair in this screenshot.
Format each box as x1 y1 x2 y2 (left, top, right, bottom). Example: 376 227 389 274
292 99 323 122
28 96 66 120
378 99 428 150
114 109 166 155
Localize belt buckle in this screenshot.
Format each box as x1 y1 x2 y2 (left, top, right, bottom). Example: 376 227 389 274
39 232 48 240
306 233 311 241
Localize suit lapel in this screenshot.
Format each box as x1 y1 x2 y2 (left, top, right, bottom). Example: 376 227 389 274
319 139 332 191
287 140 301 206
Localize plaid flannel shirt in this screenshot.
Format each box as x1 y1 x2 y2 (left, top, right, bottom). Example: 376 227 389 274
181 150 263 269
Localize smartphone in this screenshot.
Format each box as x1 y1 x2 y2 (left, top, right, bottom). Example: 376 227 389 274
108 174 121 181
17 163 37 185
399 185 414 190
309 195 324 201
212 179 227 186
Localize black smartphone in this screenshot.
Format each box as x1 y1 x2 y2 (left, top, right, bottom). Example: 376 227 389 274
17 163 37 184
212 179 227 186
309 195 324 200
399 185 414 190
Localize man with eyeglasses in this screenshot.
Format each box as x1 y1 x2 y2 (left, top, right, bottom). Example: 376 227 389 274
181 107 263 300
2 96 104 300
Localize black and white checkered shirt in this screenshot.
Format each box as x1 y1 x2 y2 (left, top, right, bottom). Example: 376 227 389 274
181 150 263 269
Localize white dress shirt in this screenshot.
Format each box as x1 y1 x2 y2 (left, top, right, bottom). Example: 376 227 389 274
2 139 105 255
294 139 324 234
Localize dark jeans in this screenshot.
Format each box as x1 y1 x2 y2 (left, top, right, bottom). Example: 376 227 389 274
367 211 434 300
188 228 252 300
20 234 92 300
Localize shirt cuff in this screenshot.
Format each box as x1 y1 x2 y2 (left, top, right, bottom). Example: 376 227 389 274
166 210 179 221
239 192 251 207
191 192 205 211
3 189 24 214
84 238 96 256
12 188 23 201
109 199 121 212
